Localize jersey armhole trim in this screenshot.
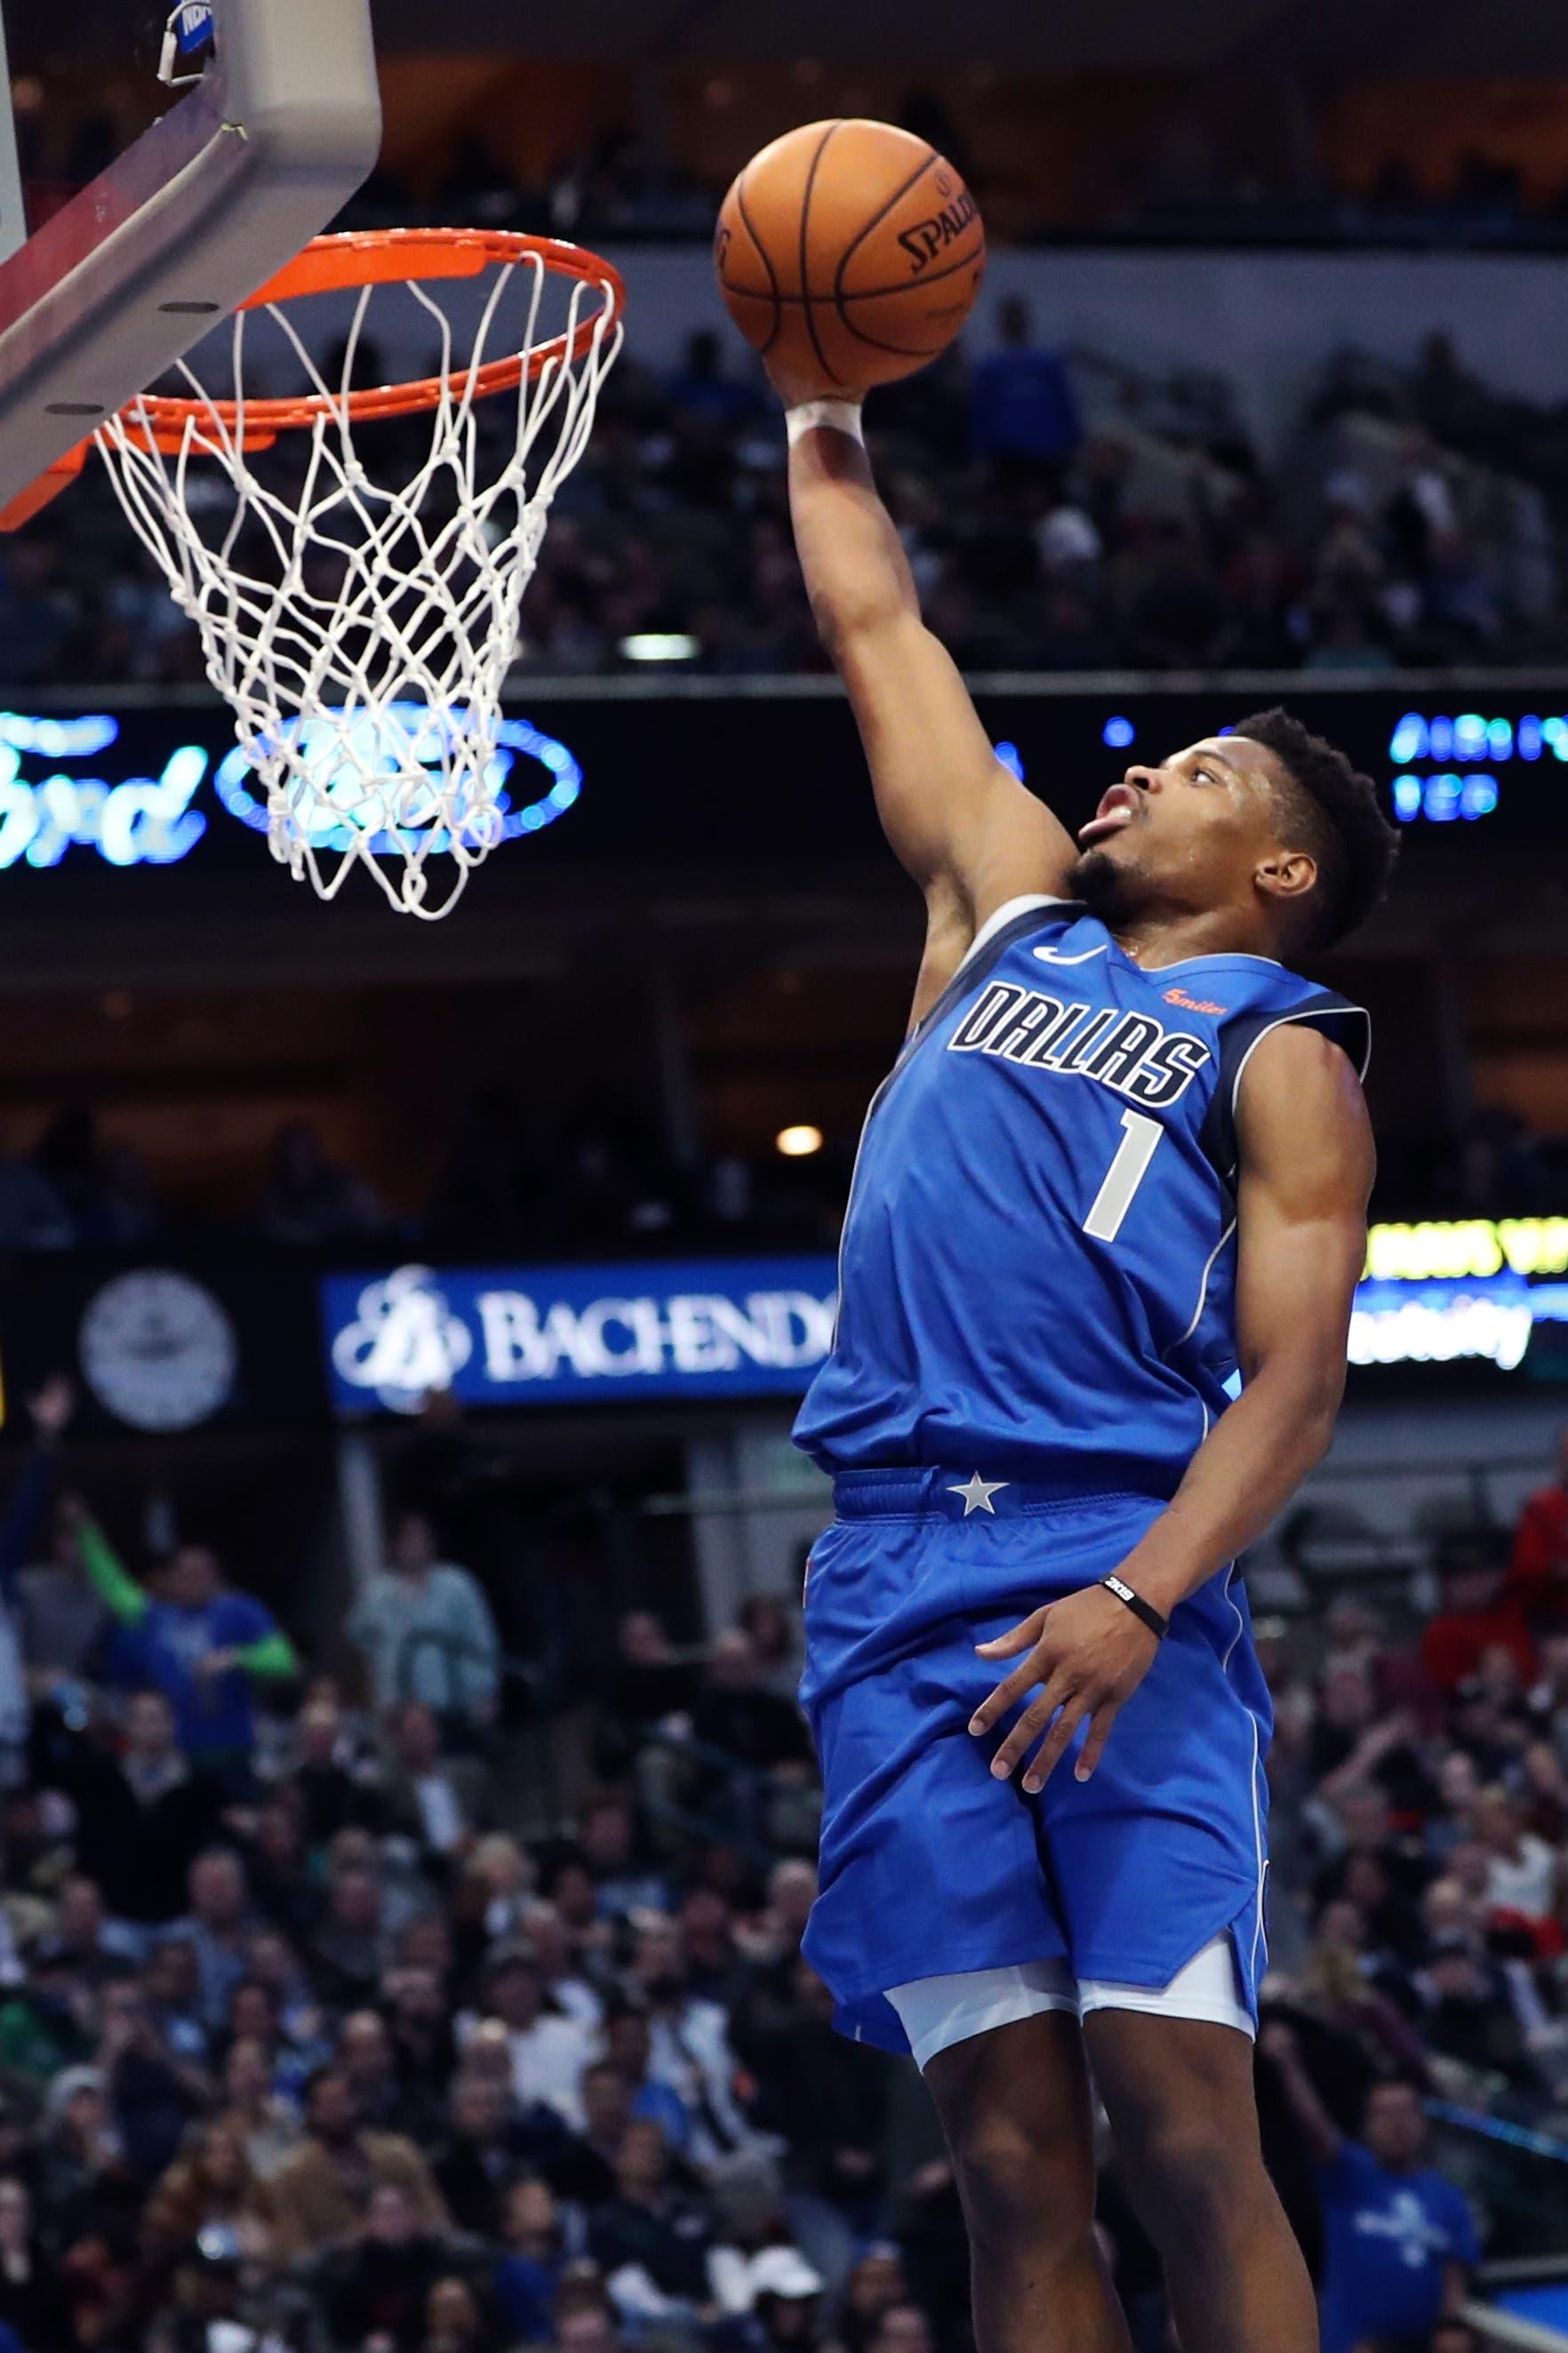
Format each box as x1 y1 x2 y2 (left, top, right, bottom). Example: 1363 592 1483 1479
957 893 1075 977
1226 1003 1373 1179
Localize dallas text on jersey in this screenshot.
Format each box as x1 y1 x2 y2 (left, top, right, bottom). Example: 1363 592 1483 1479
949 981 1214 1109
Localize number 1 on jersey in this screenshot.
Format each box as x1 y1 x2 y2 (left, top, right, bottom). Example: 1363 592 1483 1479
1083 1109 1164 1243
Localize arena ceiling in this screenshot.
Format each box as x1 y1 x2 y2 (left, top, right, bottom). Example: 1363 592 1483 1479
29 0 1568 75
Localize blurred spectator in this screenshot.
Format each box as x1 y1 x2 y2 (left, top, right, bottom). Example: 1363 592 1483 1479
587 2116 732 2330
745 1957 890 2295
289 1694 380 1849
1265 2037 1478 2353
31 1109 162 1250
432 2074 563 2240
254 1118 386 1248
346 1510 500 1726
424 2272 496 2353
737 1597 804 1702
691 1633 814 1777
1420 1533 1536 1693
0 1379 75 1778
16 1485 109 1693
0 2175 78 2348
380 1699 491 1861
219 2034 300 2181
172 1849 256 2032
142 2116 268 2260
31 1687 227 1925
1470 1788 1556 1922
306 1865 389 2013
600 1612 696 1775
464 1945 596 2126
320 2179 456 2351
574 1796 670 1921
261 2065 448 2264
335 2006 409 2134
969 297 1082 479
1509 1429 1568 1632
545 2060 636 2207
626 1911 770 2173
668 331 763 432
0 1148 72 1250
493 2174 581 2341
76 1517 297 1777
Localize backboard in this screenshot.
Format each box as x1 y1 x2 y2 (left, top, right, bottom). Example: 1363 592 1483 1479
0 0 381 517
0 4 25 267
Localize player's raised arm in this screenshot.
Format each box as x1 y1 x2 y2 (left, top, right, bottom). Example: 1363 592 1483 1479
774 377 1078 1012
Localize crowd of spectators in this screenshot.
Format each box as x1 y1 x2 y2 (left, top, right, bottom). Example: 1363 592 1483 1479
32 75 1568 261
329 116 1568 260
0 1365 1567 2349
3 1084 1562 1268
0 1097 851 1263
3 288 1565 688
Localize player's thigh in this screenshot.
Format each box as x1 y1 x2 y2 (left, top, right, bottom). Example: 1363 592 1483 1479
925 2005 1100 2233
1034 1615 1269 2003
1082 2005 1267 2210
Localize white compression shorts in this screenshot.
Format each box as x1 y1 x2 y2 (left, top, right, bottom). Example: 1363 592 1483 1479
885 1933 1252 2073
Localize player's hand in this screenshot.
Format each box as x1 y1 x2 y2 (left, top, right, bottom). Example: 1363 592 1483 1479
969 1585 1160 1791
27 1376 75 1441
763 353 852 410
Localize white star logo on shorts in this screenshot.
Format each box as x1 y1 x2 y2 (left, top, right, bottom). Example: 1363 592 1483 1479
948 1473 1009 1516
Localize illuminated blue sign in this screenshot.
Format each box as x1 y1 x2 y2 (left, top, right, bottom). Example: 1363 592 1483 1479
322 1258 840 1413
1388 709 1568 824
214 708 580 855
0 713 208 868
321 1229 1568 1417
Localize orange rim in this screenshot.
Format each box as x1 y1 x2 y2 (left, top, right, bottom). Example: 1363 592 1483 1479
119 228 625 445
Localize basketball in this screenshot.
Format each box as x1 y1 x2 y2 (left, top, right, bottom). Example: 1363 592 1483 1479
714 119 986 395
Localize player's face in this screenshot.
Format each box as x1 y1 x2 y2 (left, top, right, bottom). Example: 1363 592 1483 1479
1071 735 1304 924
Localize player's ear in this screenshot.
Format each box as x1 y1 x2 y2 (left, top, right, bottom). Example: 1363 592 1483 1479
1254 848 1316 910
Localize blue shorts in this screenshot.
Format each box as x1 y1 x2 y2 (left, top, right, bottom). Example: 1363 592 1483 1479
798 1467 1273 2057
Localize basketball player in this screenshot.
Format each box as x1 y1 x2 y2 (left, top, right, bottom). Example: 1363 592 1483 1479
771 376 1397 2353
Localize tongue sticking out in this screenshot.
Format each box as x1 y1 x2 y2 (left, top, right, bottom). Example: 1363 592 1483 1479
1078 804 1137 844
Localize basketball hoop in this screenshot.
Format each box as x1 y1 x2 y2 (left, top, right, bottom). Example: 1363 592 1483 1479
55 228 624 917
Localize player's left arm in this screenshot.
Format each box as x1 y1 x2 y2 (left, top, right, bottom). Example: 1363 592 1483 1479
972 1023 1374 1789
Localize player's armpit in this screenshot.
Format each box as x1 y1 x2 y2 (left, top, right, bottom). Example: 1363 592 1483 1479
785 421 1078 930
1232 1021 1376 1413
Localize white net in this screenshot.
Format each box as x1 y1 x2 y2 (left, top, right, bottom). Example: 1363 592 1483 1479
93 239 622 918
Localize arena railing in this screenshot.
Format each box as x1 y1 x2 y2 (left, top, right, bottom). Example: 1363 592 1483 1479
1428 2101 1568 2265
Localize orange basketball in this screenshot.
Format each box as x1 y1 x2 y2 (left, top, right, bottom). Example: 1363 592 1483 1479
714 119 986 395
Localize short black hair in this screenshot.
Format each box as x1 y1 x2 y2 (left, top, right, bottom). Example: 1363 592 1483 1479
1230 707 1398 951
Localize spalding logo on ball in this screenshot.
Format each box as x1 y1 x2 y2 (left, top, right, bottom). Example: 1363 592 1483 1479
715 118 987 392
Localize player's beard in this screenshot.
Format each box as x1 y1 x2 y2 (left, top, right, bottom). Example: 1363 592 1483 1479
1068 844 1146 926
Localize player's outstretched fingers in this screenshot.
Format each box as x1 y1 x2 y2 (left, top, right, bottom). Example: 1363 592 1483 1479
969 1610 1050 1738
985 1669 1074 1781
1070 1701 1124 1784
1022 1698 1091 1794
974 1607 1049 1661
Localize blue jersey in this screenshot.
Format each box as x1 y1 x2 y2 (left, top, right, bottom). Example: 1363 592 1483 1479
796 894 1368 1487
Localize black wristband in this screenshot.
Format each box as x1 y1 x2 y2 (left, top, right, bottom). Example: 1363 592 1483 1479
1101 1574 1169 1642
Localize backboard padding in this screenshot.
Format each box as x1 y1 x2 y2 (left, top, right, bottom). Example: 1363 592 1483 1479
0 0 380 509
0 7 26 266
